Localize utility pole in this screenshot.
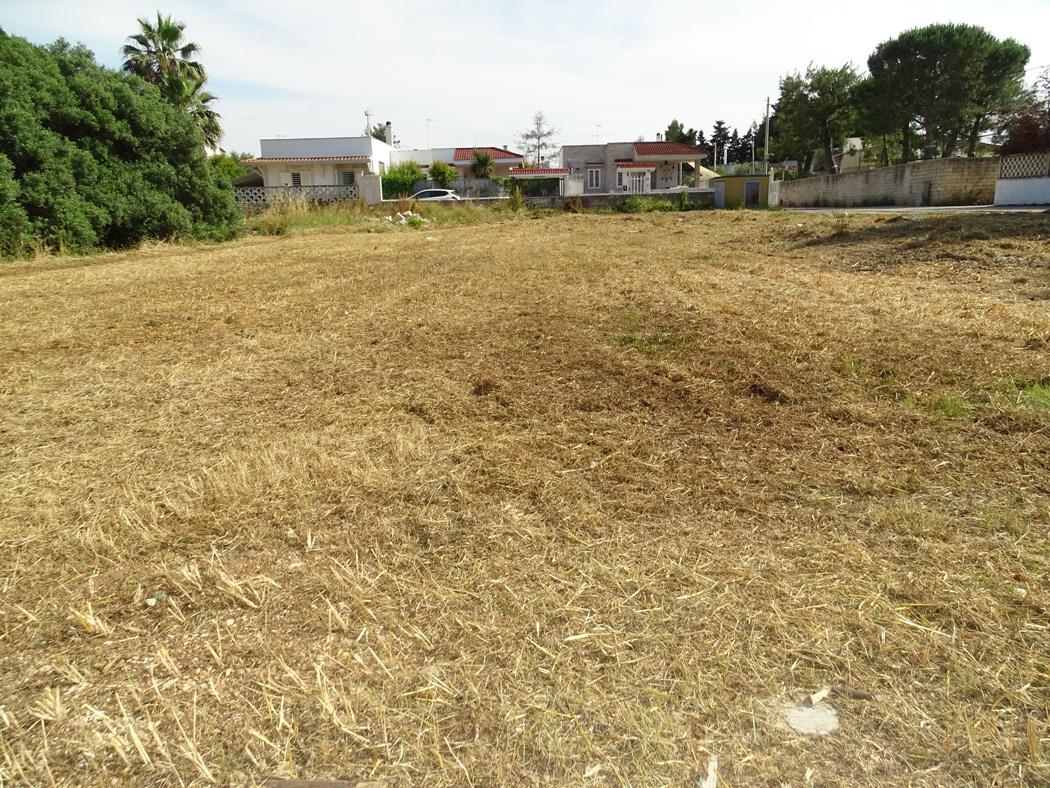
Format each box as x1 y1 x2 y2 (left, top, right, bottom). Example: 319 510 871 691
764 96 771 174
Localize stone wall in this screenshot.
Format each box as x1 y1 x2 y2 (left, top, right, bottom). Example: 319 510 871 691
524 190 715 210
779 157 1000 208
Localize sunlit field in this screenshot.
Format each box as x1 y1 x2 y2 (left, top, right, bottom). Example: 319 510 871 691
2 207 1048 787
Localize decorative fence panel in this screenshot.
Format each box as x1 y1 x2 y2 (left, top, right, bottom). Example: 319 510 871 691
234 184 358 209
1000 152 1050 180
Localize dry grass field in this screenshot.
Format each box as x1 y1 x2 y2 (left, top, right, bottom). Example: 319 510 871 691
1 207 1049 788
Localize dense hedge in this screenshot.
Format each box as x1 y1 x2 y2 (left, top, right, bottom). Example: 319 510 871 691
0 29 243 257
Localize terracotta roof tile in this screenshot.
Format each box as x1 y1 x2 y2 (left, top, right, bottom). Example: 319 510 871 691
452 147 524 161
240 156 370 163
633 142 708 156
616 162 655 169
508 168 571 175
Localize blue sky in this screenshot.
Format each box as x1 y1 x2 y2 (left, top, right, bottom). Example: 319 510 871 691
7 0 1050 156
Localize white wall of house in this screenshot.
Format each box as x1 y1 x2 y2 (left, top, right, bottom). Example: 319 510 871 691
259 162 370 188
261 137 374 159
259 136 394 177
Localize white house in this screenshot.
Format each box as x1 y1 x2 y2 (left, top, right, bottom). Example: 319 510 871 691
237 123 526 206
548 141 710 195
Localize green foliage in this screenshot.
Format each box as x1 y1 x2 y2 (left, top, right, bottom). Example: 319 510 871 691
664 119 698 146
615 196 677 213
0 154 30 257
867 24 1029 159
209 152 253 181
369 123 400 146
121 13 222 149
381 160 425 200
507 187 523 211
774 64 859 174
929 396 973 420
0 30 242 256
470 149 495 179
429 160 457 188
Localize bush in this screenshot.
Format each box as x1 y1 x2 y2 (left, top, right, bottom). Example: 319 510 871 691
429 160 457 188
615 196 677 213
507 187 523 211
381 161 425 200
561 196 584 213
0 30 243 256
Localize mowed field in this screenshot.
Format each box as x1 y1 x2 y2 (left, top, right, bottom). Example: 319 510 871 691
1 208 1049 788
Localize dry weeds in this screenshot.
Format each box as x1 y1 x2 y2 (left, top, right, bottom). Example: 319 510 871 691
1 208 1049 787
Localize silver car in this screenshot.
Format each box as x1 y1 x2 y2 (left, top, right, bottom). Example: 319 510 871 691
409 189 460 201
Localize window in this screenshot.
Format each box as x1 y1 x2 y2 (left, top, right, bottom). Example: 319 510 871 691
587 168 601 189
290 172 302 187
341 171 356 186
616 171 623 188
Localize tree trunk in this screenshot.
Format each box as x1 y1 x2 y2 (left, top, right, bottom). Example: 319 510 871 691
921 119 936 160
966 114 984 157
820 124 837 175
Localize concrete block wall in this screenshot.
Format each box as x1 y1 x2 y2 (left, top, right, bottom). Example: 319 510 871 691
779 157 1000 208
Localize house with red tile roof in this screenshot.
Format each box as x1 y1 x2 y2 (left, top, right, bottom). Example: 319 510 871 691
238 127 526 205
557 141 710 195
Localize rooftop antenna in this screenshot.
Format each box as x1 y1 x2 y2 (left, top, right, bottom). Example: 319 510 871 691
364 108 374 137
594 124 608 143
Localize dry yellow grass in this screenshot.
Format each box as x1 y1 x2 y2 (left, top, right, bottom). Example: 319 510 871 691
1 208 1049 787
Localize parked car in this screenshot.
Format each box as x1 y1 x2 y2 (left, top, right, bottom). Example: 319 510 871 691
409 189 460 201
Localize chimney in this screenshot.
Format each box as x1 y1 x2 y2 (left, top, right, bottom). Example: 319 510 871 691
504 145 508 150
384 121 393 146
656 132 663 142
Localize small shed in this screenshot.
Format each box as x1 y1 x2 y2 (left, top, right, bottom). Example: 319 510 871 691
712 173 773 208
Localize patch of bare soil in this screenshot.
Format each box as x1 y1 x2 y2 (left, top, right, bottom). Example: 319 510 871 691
1 209 1048 787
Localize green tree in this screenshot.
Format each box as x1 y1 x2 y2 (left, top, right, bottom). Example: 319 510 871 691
470 149 495 178
121 13 223 149
429 160 457 188
867 24 1029 159
162 74 223 150
120 12 204 87
774 64 858 174
515 111 559 165
369 123 400 146
852 76 916 166
709 121 730 166
0 30 241 255
210 151 253 181
664 119 698 146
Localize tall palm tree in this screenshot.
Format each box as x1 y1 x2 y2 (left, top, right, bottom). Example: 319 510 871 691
122 13 223 149
121 13 205 89
163 75 223 151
